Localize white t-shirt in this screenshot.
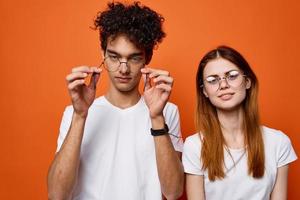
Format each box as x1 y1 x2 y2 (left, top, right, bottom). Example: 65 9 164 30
182 126 297 200
56 96 183 200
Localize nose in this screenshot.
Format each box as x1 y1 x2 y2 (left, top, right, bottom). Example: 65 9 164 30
119 61 130 74
218 77 229 90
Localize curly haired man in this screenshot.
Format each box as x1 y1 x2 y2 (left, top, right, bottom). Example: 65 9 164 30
47 2 184 200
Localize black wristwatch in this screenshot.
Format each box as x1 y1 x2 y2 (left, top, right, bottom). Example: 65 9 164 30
150 124 169 136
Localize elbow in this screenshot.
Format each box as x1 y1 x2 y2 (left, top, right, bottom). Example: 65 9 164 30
163 189 183 200
48 190 70 200
162 182 184 200
47 175 71 200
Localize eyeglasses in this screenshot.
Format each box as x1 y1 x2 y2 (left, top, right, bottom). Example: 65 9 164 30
99 55 145 72
202 70 246 92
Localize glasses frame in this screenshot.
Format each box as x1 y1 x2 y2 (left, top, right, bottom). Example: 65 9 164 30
200 71 247 92
99 56 145 72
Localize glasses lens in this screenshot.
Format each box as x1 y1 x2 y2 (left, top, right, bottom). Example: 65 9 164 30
204 76 219 91
104 56 120 72
127 57 144 69
226 71 244 88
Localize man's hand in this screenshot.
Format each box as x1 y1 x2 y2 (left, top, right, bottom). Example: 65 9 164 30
141 67 173 119
66 66 102 118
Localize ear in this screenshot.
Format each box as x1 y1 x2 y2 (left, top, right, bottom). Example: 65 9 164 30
203 87 209 98
245 77 251 89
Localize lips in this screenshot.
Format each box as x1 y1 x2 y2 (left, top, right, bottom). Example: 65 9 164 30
115 76 132 83
218 93 235 100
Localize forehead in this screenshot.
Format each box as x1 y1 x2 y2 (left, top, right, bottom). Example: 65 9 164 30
106 34 144 56
203 58 239 76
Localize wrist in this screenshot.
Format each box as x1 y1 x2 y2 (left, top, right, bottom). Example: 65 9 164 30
150 123 169 137
150 115 165 129
73 111 88 121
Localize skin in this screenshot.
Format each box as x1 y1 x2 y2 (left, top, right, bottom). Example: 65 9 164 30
186 58 289 199
47 35 183 200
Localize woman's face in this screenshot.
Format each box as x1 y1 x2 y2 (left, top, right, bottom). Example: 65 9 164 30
202 58 251 111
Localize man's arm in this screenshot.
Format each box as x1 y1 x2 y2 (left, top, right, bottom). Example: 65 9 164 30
47 66 101 200
152 116 184 200
142 67 184 199
47 113 86 200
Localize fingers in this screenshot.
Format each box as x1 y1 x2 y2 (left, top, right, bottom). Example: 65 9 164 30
141 67 173 91
155 83 172 93
143 73 151 91
153 75 173 86
141 67 169 78
66 66 102 90
68 79 85 90
66 72 88 83
88 67 102 89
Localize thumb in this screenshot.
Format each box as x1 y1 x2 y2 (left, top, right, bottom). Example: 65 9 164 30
143 73 151 91
89 70 101 89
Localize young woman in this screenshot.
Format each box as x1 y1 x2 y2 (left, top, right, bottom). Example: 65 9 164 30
182 46 297 200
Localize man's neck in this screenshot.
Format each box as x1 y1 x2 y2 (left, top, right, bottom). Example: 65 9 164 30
105 86 141 109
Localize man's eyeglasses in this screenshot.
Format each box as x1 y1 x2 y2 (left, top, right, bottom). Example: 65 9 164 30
99 55 145 72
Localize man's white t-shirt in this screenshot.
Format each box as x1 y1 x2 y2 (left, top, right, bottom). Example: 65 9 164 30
56 96 183 200
182 126 297 200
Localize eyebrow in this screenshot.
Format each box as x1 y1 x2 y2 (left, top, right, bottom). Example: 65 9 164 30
106 49 144 58
206 69 239 77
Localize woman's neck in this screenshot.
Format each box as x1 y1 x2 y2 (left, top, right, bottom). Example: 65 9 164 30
217 106 245 149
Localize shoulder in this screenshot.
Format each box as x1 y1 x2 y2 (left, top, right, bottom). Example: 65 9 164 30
62 105 73 117
262 126 292 145
162 101 180 121
164 101 179 113
91 96 106 106
184 133 202 150
262 126 298 166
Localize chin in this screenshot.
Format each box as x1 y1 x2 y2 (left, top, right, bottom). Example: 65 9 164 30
214 100 244 112
115 83 137 92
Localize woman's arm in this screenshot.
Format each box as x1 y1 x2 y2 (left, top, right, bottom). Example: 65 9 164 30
186 173 205 200
270 165 289 200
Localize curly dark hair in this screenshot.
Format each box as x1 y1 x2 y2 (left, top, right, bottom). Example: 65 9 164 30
94 1 166 64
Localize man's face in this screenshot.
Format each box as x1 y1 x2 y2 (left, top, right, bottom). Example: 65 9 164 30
104 34 146 93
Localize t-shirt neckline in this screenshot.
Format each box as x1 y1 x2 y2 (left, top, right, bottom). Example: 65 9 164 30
102 95 144 113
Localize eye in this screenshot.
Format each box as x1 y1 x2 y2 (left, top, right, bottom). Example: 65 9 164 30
129 56 143 63
108 55 119 61
227 70 240 80
205 76 219 84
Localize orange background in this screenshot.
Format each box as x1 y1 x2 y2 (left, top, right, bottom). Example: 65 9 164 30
1 0 299 199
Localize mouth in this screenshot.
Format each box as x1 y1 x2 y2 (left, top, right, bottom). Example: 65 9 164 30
115 76 132 83
218 93 235 100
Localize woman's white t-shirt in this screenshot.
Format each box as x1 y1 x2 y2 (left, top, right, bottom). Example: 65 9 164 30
182 126 297 200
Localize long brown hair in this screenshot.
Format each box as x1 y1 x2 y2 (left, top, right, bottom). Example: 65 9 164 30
196 46 265 181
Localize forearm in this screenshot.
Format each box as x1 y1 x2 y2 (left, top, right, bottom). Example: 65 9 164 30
47 113 87 200
152 116 184 200
270 165 289 200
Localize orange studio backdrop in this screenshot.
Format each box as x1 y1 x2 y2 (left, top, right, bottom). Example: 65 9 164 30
0 0 299 199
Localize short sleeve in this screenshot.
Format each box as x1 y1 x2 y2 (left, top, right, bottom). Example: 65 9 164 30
182 135 204 175
56 106 73 152
163 103 183 152
277 132 298 167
